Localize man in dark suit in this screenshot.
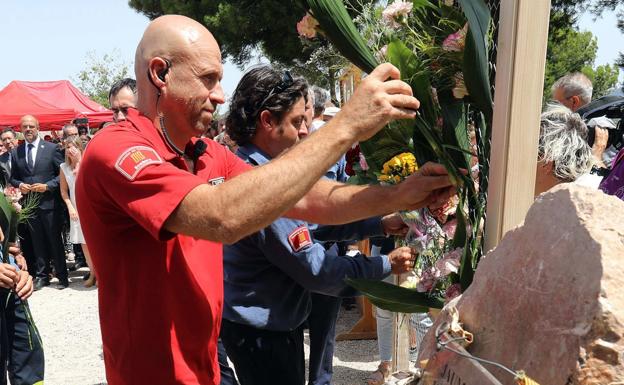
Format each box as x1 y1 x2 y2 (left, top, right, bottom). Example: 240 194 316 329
0 128 18 187
10 115 67 290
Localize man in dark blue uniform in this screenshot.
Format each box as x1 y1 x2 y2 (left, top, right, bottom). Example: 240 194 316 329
0 222 44 384
221 66 417 385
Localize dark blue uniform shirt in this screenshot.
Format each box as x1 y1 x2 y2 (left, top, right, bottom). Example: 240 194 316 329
223 144 391 331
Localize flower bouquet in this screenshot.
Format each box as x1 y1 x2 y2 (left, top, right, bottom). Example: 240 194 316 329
0 187 40 263
303 0 494 310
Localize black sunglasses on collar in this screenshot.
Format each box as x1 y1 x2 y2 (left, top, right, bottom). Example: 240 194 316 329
258 71 294 110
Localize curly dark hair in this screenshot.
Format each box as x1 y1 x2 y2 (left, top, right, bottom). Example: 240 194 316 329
226 66 308 145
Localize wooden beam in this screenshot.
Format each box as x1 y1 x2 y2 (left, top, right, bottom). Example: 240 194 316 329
484 0 552 251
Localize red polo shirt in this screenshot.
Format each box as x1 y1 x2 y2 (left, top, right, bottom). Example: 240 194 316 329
76 108 250 384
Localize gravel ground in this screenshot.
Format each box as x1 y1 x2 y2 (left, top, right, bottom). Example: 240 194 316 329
27 270 388 385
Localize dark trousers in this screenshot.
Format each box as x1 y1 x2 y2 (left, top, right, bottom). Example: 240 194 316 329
21 209 66 281
221 319 305 385
307 293 342 385
0 290 45 385
73 244 85 264
218 337 238 385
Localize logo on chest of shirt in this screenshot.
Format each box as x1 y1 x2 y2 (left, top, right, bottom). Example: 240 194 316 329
209 177 225 185
115 146 163 181
288 226 313 252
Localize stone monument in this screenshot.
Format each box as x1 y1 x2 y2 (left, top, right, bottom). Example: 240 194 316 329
415 184 624 385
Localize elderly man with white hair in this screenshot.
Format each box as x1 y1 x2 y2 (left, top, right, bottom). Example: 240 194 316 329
535 105 596 196
551 72 593 112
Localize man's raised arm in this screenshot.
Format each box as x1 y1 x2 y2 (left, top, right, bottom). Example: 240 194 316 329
164 64 432 243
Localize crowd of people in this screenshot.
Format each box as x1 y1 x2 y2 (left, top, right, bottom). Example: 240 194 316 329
0 13 621 385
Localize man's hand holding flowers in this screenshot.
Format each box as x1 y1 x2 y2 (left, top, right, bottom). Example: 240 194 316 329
394 162 458 210
14 269 33 300
381 213 409 237
0 264 17 289
332 63 420 142
387 246 417 275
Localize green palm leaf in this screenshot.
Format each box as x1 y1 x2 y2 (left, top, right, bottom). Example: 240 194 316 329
307 0 378 73
346 277 445 311
458 0 493 120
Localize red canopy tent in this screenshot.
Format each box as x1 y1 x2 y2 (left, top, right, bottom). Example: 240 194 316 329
0 80 113 132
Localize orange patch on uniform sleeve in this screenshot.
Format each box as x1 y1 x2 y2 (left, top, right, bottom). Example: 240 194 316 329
114 146 163 180
287 226 313 252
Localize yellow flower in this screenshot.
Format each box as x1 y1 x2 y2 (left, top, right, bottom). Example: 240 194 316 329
378 152 418 184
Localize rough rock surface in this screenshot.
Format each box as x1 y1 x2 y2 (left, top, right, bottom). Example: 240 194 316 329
417 184 624 385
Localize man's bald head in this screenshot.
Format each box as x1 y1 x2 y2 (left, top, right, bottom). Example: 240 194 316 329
133 15 225 145
20 115 39 128
135 15 220 107
20 115 40 143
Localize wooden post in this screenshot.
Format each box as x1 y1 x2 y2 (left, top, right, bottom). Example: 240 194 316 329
335 239 379 341
391 274 411 372
484 0 552 251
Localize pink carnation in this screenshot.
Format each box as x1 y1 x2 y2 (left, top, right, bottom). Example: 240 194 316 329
434 248 462 276
442 218 458 239
3 186 22 203
416 267 440 293
382 1 413 28
376 45 388 61
358 152 369 171
442 24 468 52
297 13 319 39
444 283 462 301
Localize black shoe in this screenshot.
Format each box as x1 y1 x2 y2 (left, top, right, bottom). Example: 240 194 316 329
34 277 50 291
57 277 69 290
82 272 91 281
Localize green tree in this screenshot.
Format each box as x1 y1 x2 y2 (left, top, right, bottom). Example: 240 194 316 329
128 0 373 98
550 0 624 67
544 10 620 101
72 50 130 108
582 63 621 98
544 28 598 99
128 0 311 65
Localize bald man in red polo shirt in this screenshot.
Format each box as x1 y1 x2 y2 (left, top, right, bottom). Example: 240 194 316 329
76 14 454 385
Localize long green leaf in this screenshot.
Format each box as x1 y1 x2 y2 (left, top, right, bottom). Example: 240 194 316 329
458 0 493 120
0 195 17 263
386 40 437 125
457 191 475 290
307 0 378 73
384 40 440 166
440 102 471 170
346 278 445 311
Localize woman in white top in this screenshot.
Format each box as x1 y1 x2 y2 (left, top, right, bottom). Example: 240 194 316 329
60 135 96 287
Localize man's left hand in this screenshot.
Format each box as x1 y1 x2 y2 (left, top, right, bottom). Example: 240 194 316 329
15 270 33 300
8 244 27 271
381 213 408 236
30 183 47 193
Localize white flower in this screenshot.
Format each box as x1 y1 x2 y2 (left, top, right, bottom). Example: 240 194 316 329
382 1 413 28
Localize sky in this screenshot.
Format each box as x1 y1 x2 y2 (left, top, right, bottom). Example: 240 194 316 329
0 1 622 105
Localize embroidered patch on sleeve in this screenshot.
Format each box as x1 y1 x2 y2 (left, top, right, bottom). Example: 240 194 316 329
114 146 163 181
287 226 313 252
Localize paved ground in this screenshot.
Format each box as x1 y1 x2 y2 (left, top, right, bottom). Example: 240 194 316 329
27 270 387 385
